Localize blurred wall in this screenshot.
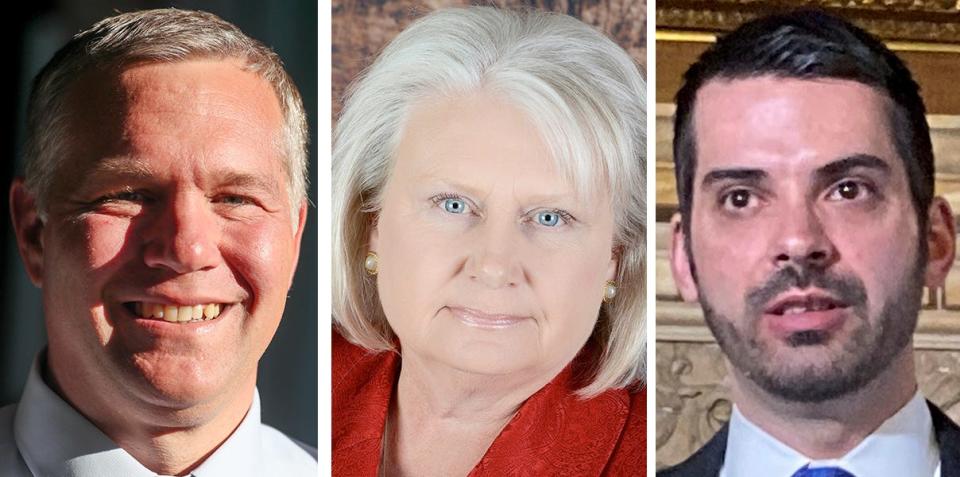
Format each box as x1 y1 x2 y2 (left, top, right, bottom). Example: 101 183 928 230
0 0 317 446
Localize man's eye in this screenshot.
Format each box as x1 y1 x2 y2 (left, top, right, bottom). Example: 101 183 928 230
827 180 870 201
218 195 253 206
97 190 146 203
721 189 756 210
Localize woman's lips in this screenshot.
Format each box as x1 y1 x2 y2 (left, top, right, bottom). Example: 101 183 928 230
447 306 529 329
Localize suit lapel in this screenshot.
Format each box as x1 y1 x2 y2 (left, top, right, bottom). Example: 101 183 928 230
929 402 960 477
657 424 728 477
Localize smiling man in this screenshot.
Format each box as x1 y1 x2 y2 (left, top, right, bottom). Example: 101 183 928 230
1 9 315 476
660 10 960 477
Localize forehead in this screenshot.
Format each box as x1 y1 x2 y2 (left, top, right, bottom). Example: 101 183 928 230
391 91 608 203
691 76 901 180
58 59 285 180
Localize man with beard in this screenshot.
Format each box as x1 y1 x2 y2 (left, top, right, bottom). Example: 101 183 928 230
660 10 960 477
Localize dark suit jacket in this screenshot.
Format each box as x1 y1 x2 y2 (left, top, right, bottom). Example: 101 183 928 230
657 401 960 477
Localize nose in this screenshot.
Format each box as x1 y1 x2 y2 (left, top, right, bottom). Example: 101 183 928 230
143 192 221 273
772 202 838 271
465 221 524 289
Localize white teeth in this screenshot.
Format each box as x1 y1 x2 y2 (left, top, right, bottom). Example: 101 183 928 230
203 303 220 319
784 306 808 315
177 305 192 322
164 305 179 323
132 302 224 323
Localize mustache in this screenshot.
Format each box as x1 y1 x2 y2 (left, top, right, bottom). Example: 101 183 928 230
745 265 868 313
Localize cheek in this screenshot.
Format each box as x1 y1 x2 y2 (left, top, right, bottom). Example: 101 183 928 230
221 221 297 314
68 216 134 270
375 215 455 332
528 237 610 357
690 222 769 310
42 217 135 345
828 217 920 307
45 216 135 301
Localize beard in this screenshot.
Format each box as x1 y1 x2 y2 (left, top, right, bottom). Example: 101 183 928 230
700 262 925 403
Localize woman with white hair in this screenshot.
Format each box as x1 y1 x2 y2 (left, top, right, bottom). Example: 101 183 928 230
332 6 646 475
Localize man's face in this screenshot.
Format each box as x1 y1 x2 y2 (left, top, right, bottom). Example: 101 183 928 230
27 60 304 415
672 76 925 401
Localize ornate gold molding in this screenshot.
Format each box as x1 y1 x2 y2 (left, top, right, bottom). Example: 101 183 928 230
656 1 960 44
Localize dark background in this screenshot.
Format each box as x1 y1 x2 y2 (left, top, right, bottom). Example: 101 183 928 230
0 0 317 446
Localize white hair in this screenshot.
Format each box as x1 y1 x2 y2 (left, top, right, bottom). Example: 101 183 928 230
333 6 646 397
23 8 308 220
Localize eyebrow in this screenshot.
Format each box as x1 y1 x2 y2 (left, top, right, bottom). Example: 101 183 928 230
701 168 768 188
813 153 891 180
212 169 283 197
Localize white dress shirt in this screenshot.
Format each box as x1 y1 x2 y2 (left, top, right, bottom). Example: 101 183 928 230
0 357 316 476
720 390 940 477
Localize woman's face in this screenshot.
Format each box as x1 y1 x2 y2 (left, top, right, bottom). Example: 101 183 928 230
371 91 617 380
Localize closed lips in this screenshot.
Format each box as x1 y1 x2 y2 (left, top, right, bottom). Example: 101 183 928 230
126 302 224 323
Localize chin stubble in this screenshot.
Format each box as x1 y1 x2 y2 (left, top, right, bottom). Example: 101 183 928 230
700 263 923 403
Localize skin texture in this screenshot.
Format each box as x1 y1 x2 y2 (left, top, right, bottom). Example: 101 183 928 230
670 76 955 458
370 91 617 476
9 59 306 475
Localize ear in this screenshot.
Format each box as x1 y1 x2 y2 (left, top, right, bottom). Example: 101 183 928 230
605 245 620 283
368 213 380 252
669 212 699 302
288 200 309 279
924 197 955 288
9 179 45 286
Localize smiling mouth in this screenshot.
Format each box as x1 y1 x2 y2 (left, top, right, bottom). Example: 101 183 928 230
124 302 227 323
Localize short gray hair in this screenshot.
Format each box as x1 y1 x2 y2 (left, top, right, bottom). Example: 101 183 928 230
24 8 308 217
333 6 646 396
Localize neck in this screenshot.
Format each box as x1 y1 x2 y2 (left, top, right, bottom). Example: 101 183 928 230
384 351 566 475
731 348 918 459
45 354 256 476
396 352 561 423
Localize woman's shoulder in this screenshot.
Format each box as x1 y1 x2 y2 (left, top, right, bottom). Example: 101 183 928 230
603 385 646 474
332 328 398 395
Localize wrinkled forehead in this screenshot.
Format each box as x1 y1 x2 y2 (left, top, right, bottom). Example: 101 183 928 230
54 59 287 183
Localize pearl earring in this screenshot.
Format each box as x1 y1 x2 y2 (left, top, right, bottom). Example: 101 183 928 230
603 281 617 303
364 252 379 275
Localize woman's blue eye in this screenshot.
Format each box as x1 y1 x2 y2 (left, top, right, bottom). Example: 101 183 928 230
536 211 562 227
442 198 468 214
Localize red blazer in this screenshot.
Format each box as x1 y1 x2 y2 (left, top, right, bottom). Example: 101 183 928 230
333 330 645 476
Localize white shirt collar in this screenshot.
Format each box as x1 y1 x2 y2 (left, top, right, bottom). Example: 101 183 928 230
12 356 264 476
721 390 940 477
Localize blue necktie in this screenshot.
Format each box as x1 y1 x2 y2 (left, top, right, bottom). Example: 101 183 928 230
791 464 856 477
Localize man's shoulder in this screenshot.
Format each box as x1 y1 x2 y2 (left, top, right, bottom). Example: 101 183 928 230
257 422 317 472
656 424 728 477
0 402 32 476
